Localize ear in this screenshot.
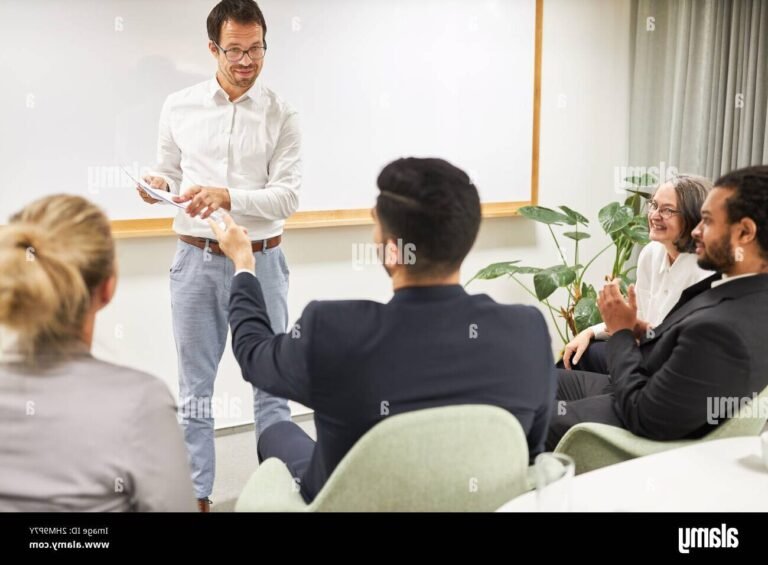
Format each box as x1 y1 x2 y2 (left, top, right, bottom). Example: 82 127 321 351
208 40 220 59
95 272 117 312
736 217 758 246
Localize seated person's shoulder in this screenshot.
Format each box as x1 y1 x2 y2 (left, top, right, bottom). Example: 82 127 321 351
84 357 174 406
472 293 546 319
303 298 383 324
676 312 748 350
469 294 548 334
639 239 665 261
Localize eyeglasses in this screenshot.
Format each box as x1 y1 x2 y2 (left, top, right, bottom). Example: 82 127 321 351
647 200 680 219
213 41 267 62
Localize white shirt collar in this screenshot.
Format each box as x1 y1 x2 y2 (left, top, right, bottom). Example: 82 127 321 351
208 76 260 103
658 253 673 275
711 272 759 288
658 250 693 275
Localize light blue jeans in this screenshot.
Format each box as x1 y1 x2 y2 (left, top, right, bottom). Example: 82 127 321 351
170 239 291 499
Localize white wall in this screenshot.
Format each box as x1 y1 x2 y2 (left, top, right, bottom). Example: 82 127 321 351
91 0 632 429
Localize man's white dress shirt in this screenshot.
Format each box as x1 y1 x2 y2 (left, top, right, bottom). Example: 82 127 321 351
151 77 301 240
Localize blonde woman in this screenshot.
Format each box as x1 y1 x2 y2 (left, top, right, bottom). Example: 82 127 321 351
0 195 196 511
561 175 714 372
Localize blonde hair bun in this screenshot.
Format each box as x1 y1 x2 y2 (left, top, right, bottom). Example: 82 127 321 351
0 195 114 359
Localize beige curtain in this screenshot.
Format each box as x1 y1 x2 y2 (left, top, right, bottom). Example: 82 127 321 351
629 0 768 179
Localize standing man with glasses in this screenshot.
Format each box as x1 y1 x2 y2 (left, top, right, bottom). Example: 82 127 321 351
136 0 299 512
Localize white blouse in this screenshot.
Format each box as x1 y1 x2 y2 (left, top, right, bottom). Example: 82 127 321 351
589 241 713 338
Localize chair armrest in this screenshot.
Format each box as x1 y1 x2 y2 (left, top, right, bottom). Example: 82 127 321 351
525 465 537 492
235 458 309 512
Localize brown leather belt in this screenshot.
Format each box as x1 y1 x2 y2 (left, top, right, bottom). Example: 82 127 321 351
179 234 281 256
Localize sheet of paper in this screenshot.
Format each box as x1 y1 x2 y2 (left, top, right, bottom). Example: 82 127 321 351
121 167 226 228
121 167 188 211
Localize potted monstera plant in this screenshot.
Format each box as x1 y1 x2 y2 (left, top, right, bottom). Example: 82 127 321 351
467 176 655 345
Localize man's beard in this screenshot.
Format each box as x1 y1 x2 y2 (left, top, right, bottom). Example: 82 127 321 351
697 232 736 272
224 66 257 89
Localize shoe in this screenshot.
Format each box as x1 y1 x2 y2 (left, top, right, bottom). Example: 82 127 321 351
197 498 212 512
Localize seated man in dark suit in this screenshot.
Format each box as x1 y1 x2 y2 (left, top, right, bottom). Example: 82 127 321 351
209 157 556 502
547 166 768 450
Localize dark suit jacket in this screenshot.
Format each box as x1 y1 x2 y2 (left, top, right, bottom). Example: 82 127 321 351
607 273 768 440
229 273 556 500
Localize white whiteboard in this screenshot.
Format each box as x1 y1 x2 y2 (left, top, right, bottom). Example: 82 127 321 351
0 0 536 222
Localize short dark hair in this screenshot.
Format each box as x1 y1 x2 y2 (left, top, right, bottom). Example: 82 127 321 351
667 174 712 253
207 0 267 45
715 165 768 260
375 158 481 277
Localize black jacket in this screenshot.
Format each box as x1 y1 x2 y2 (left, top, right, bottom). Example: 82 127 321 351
229 273 556 500
607 273 768 439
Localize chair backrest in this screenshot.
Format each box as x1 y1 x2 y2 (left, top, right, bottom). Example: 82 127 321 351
704 385 768 440
307 404 530 512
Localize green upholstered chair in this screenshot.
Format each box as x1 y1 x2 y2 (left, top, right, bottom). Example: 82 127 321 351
236 404 531 512
555 385 768 474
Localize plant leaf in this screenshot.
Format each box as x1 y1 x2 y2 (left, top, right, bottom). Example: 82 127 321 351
625 188 653 199
618 272 636 288
621 265 638 284
574 297 603 333
581 282 597 300
625 190 652 216
533 266 577 301
558 206 589 226
518 206 575 226
562 231 591 241
509 266 543 274
466 261 543 286
467 261 521 284
598 202 634 233
623 221 650 244
548 264 581 275
533 273 558 301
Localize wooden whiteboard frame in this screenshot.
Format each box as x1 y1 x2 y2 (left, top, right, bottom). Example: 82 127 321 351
112 0 542 239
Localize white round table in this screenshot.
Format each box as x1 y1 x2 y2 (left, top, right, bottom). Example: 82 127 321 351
497 437 768 512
